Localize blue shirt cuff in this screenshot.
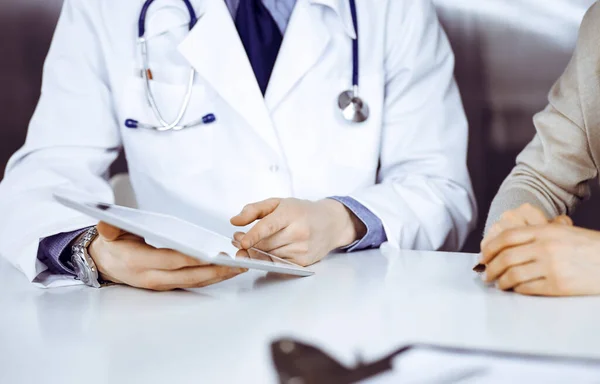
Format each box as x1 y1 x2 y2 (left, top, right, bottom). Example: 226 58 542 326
37 228 91 275
328 196 388 252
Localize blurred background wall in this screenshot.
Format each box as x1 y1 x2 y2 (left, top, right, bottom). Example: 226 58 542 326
0 0 598 252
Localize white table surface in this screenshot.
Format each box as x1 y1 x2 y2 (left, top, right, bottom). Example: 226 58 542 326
2 246 600 383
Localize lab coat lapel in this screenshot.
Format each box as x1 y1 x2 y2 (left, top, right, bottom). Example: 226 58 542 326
177 0 281 154
264 0 333 112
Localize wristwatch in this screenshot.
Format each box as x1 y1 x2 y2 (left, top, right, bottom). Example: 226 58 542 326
71 227 102 288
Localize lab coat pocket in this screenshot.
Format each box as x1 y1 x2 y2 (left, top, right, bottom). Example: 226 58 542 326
119 78 216 178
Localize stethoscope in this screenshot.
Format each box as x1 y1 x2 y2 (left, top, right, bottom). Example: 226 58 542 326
126 0 369 132
337 0 369 123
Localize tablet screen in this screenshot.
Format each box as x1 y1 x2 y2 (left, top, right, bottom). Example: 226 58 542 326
90 202 239 258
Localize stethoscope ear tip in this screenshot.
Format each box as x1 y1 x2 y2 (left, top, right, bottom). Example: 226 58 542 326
202 114 217 124
125 119 139 129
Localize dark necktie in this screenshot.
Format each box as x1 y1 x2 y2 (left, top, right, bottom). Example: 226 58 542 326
235 0 283 95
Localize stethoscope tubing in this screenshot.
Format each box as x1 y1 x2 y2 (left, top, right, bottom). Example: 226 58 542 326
349 0 359 90
128 0 367 131
125 113 216 131
138 0 198 38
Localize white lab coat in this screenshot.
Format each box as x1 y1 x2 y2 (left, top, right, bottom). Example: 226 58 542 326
0 0 476 287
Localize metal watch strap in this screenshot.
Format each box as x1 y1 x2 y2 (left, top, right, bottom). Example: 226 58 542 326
71 227 102 288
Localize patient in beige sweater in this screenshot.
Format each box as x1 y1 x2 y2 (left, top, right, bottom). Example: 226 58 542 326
480 2 600 297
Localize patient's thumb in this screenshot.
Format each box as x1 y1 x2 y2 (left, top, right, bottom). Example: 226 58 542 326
552 215 573 226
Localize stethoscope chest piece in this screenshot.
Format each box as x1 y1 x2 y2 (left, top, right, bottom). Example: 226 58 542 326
338 89 370 123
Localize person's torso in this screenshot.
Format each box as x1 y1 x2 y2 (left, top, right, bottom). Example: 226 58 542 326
93 0 394 228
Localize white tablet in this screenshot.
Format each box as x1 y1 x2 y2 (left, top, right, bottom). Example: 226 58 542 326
53 192 314 277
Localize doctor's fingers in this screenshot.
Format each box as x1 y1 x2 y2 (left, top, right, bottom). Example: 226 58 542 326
230 198 282 226
240 212 291 250
233 232 245 248
97 221 133 241
252 226 304 252
268 244 317 267
116 244 210 271
135 265 247 291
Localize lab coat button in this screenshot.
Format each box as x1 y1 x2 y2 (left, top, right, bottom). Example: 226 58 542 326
269 165 279 173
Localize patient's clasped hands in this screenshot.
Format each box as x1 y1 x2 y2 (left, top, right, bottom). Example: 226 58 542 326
481 204 600 296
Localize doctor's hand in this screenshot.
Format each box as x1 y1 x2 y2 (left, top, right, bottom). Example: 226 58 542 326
480 223 600 297
89 222 246 291
230 198 366 267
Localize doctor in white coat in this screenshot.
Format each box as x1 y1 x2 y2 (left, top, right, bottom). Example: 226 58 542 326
0 0 476 290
